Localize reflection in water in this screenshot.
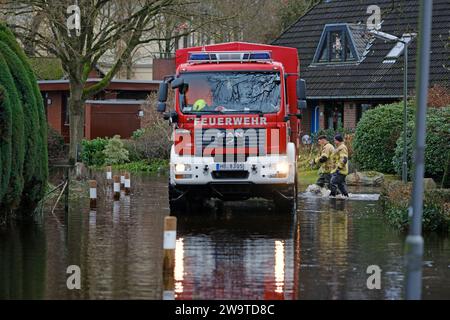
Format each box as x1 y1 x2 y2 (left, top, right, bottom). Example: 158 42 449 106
174 201 296 300
274 240 285 294
1 176 450 299
175 238 184 297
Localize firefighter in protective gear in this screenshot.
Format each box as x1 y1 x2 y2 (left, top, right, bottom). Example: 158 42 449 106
330 134 349 197
310 135 335 189
193 99 207 111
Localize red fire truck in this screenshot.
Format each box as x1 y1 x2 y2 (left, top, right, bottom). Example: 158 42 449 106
157 42 306 213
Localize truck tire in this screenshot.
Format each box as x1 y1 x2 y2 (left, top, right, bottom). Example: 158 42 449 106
168 183 188 214
273 172 298 213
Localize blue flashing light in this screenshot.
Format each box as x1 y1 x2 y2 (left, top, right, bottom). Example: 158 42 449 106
243 52 272 60
189 53 217 61
188 51 272 63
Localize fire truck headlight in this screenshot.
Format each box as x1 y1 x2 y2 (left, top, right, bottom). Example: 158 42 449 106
175 163 191 173
276 161 289 174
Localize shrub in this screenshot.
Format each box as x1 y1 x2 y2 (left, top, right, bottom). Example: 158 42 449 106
0 41 42 211
81 138 108 166
131 128 146 140
112 159 169 173
47 126 66 161
122 139 142 162
103 135 129 165
427 84 450 108
137 92 172 160
393 107 450 187
353 101 414 173
0 24 48 214
381 181 450 232
0 84 12 202
0 46 24 209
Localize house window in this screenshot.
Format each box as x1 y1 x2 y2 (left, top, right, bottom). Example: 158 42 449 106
313 24 358 64
324 103 344 130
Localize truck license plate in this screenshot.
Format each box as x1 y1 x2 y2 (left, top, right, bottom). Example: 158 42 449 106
215 163 245 171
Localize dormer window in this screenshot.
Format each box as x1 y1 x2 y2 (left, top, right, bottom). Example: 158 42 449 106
313 24 360 64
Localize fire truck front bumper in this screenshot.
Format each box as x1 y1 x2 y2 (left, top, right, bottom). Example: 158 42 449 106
169 145 296 200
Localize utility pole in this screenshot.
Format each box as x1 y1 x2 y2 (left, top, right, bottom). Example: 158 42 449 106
405 0 433 300
402 41 408 183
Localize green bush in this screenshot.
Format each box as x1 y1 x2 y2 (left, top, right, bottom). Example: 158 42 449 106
112 159 169 173
0 42 41 211
353 102 414 173
381 181 450 232
0 24 48 214
393 107 450 187
0 84 12 202
47 126 66 161
122 139 143 162
0 48 24 209
103 135 129 165
131 128 146 140
81 137 108 166
132 125 171 160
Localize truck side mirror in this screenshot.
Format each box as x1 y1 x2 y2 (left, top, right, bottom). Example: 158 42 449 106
158 82 169 103
157 82 169 113
297 79 306 101
297 79 307 109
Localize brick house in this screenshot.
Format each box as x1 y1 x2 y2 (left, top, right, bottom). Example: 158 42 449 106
272 0 449 135
40 78 160 142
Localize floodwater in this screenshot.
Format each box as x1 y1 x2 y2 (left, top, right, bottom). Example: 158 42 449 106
1 175 449 300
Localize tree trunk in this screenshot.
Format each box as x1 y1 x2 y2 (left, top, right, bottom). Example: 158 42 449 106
68 82 84 164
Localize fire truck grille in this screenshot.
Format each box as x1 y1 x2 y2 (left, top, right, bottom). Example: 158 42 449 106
211 170 250 180
194 128 266 157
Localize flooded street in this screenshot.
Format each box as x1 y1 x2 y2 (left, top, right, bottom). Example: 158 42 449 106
1 175 449 300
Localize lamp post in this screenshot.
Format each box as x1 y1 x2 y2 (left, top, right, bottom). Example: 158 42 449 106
369 30 415 183
405 0 433 300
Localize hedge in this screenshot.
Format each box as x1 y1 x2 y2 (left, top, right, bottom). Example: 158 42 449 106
0 41 43 211
0 24 48 212
0 51 25 209
353 102 414 173
0 24 48 215
381 181 450 232
0 84 12 202
393 107 450 187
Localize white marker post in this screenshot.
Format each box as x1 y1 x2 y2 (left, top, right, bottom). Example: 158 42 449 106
113 175 121 201
89 180 97 209
106 166 112 181
125 172 131 195
163 216 177 300
120 171 125 190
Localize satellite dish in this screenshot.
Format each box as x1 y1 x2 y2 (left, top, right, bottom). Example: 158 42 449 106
302 135 312 145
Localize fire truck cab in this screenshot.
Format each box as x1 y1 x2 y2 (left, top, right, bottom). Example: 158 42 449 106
157 42 306 213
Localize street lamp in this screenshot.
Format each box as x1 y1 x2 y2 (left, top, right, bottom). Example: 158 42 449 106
369 29 416 183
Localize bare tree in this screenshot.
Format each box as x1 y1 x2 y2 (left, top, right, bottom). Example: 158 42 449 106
3 0 217 163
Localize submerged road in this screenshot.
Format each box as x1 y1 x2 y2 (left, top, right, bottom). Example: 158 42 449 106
0 175 449 299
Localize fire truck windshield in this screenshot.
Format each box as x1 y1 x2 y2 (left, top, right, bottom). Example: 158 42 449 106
180 71 281 114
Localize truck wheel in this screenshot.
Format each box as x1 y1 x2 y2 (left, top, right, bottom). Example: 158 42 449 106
168 183 188 214
274 172 298 213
